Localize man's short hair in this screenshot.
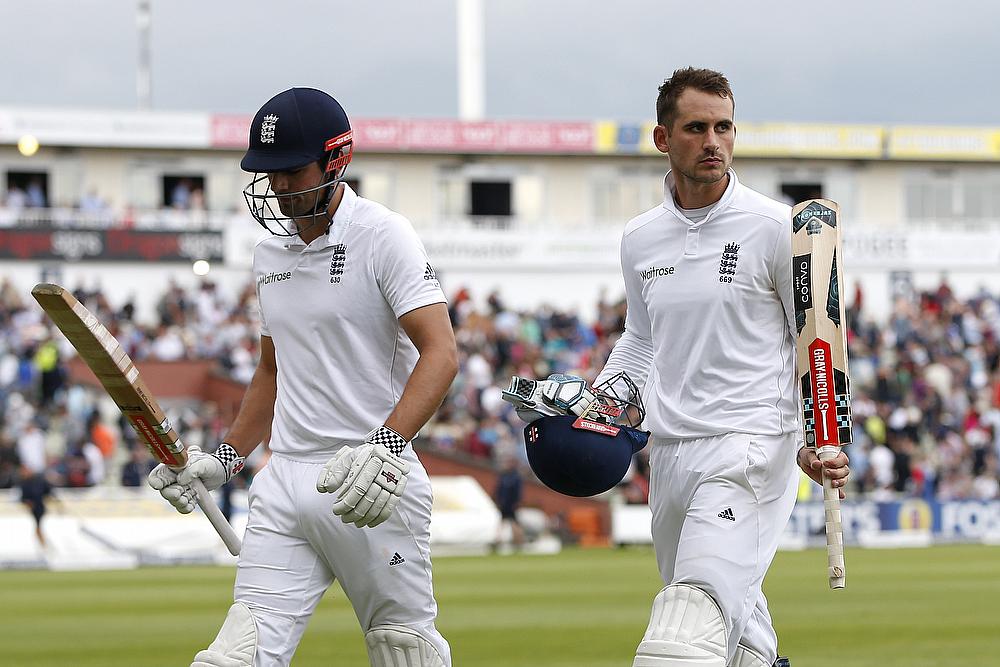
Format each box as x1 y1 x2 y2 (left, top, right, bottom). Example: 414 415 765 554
656 67 735 128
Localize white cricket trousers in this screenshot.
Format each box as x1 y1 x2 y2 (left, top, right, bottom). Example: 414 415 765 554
648 432 799 664
234 450 451 667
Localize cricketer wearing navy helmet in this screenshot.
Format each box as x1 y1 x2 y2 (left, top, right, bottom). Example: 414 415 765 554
241 87 354 237
149 87 458 667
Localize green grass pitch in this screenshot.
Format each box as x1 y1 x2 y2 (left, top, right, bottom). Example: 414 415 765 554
2 545 998 666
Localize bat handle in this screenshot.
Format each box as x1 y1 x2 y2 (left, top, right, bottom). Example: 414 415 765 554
190 477 242 556
817 445 846 589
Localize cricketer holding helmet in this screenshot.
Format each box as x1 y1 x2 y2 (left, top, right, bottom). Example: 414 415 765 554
148 88 457 667
593 68 852 667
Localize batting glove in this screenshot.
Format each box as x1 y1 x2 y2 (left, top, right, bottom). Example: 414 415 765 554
147 444 245 514
501 374 599 423
316 426 410 528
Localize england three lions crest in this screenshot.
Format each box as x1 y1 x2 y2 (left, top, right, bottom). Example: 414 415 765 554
330 244 347 284
260 114 278 144
719 242 740 283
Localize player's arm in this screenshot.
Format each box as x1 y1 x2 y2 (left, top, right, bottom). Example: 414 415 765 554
149 336 276 512
384 302 459 440
597 234 654 388
316 214 456 529
221 335 277 456
315 303 457 529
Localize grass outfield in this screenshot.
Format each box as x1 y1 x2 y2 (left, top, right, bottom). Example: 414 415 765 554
2 545 998 666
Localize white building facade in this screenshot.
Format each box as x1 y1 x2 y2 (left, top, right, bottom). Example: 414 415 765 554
2 108 1000 321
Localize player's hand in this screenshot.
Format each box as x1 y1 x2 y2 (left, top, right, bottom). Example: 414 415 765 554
797 447 850 499
501 374 597 423
316 426 410 528
147 444 245 514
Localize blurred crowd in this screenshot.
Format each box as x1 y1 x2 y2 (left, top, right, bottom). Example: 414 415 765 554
2 274 1000 505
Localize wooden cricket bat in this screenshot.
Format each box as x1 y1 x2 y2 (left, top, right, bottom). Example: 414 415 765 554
31 283 242 556
791 200 851 589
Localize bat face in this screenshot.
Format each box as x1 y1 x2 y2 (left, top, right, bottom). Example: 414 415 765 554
792 199 851 589
32 282 242 556
791 200 853 451
30 283 188 468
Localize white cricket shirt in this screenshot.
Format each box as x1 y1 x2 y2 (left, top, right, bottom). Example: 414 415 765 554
253 185 446 457
598 170 799 440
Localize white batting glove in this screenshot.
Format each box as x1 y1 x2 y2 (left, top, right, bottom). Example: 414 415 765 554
148 465 196 514
147 444 245 515
316 426 410 528
501 374 598 423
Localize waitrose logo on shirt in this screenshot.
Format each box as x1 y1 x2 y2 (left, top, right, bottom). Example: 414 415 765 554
257 271 292 287
639 265 675 280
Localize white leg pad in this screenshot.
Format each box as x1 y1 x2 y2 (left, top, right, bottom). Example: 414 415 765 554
191 602 258 667
632 584 728 667
366 625 446 667
729 645 769 667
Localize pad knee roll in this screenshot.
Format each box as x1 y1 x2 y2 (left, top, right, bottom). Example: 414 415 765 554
632 584 728 667
366 625 446 667
191 602 258 667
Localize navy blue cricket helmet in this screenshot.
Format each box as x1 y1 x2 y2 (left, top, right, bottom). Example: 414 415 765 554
522 372 649 497
241 87 354 236
524 416 649 497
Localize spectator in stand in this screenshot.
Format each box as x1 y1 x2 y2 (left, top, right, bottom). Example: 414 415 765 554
16 419 46 475
149 324 187 361
80 436 106 486
973 453 1000 499
26 178 47 208
0 437 19 488
87 410 117 462
190 187 206 211
169 178 193 209
61 445 92 488
33 338 64 407
4 184 27 211
79 188 109 213
121 444 156 487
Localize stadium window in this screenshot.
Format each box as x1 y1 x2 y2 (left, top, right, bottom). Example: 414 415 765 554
779 182 823 204
162 174 206 210
959 174 1000 222
904 170 960 221
593 169 663 224
469 180 512 218
5 170 49 208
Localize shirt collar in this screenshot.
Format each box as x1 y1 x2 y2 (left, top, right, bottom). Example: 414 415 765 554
283 182 358 251
661 168 738 226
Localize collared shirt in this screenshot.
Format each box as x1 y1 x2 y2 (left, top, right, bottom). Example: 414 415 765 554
253 185 446 456
598 170 799 440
